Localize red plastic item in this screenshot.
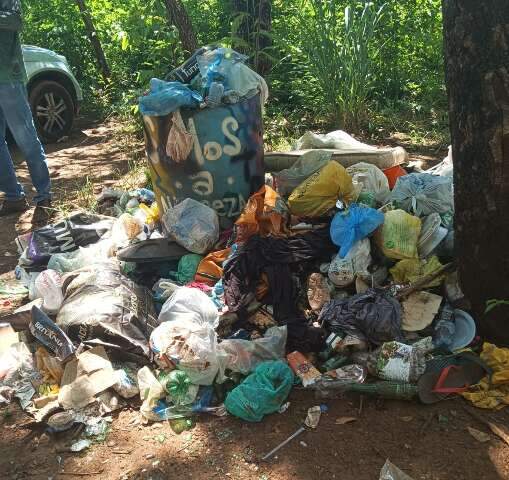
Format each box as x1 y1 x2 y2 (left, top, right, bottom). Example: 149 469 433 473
383 165 407 190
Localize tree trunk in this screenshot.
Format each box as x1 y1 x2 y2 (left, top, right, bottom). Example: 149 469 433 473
162 0 198 54
442 0 509 344
74 0 111 81
232 0 272 76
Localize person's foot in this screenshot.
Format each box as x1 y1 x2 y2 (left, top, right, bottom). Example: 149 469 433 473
0 198 29 217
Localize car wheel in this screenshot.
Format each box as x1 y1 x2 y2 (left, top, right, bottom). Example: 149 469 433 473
29 80 74 143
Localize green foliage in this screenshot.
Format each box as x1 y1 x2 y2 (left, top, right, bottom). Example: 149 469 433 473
19 0 447 144
486 299 509 314
298 1 385 130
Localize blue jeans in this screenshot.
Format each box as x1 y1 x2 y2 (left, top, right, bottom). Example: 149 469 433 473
0 82 51 202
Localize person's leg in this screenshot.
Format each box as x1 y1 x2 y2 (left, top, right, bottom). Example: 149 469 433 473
0 87 26 201
0 83 51 203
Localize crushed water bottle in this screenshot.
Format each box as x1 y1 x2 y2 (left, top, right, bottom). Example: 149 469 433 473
433 303 456 351
206 81 224 108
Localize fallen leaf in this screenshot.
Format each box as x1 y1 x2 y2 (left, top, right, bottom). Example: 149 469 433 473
335 416 357 425
400 416 413 422
468 426 491 443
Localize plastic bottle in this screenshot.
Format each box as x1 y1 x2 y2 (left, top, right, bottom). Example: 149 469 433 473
433 303 456 351
207 81 224 107
313 364 367 399
318 331 344 360
320 355 348 372
170 417 195 434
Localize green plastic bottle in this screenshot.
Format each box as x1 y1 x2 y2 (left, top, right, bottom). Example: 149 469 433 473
170 417 195 434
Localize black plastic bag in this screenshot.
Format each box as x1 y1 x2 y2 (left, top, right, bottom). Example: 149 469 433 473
29 306 76 361
56 263 159 363
27 212 115 265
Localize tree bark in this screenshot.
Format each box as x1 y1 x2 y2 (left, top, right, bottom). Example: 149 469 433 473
74 0 111 81
232 0 272 76
162 0 198 54
442 0 509 344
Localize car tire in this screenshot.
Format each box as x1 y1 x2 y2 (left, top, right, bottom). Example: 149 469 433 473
29 80 74 143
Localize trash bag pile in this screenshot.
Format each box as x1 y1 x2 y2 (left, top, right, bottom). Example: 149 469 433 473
0 50 503 456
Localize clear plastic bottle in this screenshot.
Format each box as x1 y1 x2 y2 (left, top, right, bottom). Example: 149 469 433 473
433 303 456 351
207 81 224 107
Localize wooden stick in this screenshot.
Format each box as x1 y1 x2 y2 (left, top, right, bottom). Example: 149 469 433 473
464 407 509 447
59 469 104 476
358 395 364 417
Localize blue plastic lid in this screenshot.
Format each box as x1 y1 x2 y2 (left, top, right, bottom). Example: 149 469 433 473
451 309 476 350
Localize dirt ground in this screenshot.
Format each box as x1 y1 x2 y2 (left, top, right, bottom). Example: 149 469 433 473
1 120 508 480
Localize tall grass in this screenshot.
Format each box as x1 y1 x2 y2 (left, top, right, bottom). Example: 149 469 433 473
299 1 385 132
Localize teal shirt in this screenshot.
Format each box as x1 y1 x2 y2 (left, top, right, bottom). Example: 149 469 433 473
0 2 27 84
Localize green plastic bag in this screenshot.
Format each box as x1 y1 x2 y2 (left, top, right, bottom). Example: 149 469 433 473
171 254 203 283
224 361 294 422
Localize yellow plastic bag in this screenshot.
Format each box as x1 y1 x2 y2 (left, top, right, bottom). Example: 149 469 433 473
376 209 421 260
139 203 160 225
288 161 354 217
390 256 443 287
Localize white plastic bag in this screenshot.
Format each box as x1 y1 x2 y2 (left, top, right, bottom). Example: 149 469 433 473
157 287 219 326
346 162 390 204
379 460 415 480
112 365 140 399
328 239 372 287
426 146 453 177
137 366 165 421
0 343 34 385
34 269 64 314
150 288 220 385
218 326 287 375
162 198 219 254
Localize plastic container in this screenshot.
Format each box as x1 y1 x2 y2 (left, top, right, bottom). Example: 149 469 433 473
418 213 448 258
383 165 407 189
142 94 264 221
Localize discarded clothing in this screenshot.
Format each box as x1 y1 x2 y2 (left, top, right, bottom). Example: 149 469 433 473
223 228 336 351
319 288 403 346
462 343 509 409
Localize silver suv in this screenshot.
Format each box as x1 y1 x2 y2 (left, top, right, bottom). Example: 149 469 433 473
23 45 83 143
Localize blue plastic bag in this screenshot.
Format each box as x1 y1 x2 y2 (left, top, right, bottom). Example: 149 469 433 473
224 361 294 422
330 203 384 258
139 78 202 116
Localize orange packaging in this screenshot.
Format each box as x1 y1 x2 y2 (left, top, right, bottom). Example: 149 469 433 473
287 351 321 387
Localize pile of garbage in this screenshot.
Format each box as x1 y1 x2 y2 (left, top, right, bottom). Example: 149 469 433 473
1 47 507 458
